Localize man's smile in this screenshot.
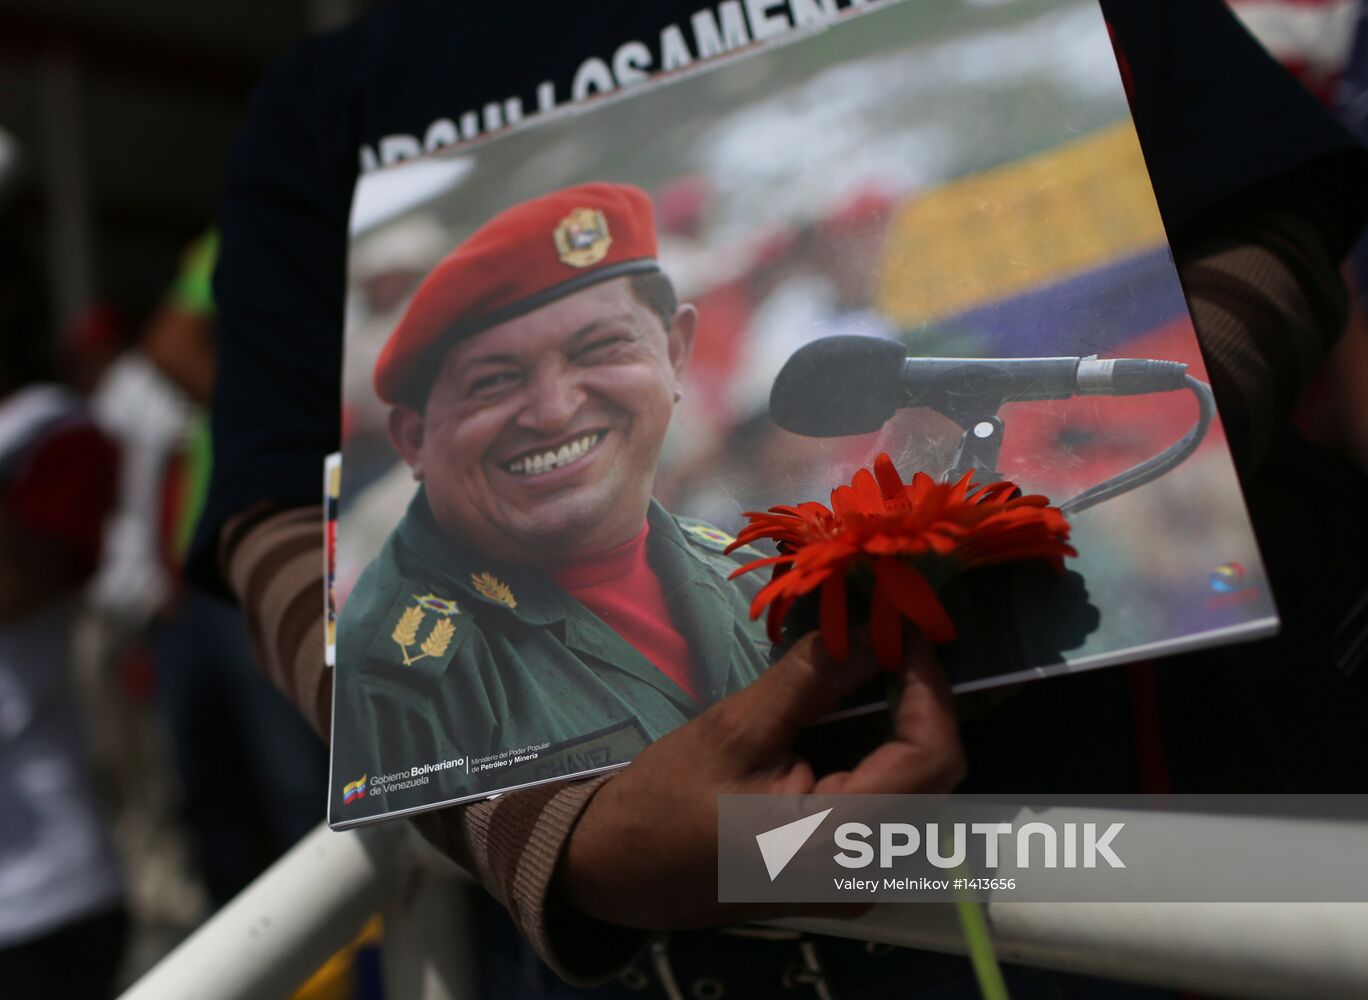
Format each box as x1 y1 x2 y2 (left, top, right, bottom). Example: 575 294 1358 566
500 430 607 477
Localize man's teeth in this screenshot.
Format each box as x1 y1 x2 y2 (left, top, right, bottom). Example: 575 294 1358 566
505 433 602 475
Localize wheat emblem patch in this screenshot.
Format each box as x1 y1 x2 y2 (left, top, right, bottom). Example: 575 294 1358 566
471 571 518 609
391 594 459 666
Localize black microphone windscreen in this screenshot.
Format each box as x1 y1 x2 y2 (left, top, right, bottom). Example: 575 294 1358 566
768 335 908 437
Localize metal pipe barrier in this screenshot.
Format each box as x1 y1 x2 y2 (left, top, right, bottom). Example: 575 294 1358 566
117 819 477 1000
122 815 1368 1000
786 902 1368 1000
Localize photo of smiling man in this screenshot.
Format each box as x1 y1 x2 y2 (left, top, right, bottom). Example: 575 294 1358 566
327 0 1288 825
331 183 771 820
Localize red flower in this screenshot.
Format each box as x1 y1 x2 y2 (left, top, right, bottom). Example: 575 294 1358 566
727 453 1075 670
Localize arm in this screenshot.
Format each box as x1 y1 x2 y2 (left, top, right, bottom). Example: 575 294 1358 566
556 632 962 929
141 231 220 406
1173 154 1362 475
217 508 631 979
141 306 217 407
224 506 963 979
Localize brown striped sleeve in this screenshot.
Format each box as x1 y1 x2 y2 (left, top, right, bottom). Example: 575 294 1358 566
223 503 333 737
221 507 646 984
1174 161 1355 476
410 775 650 985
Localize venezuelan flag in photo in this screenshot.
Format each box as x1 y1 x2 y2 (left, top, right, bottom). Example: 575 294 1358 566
342 775 368 805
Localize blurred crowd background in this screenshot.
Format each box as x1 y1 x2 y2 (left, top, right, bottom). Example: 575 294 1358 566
0 1 1365 998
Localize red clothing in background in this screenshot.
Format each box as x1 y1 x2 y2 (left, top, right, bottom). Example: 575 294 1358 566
5 419 120 574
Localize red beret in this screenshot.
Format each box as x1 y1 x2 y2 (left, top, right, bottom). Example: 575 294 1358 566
374 182 660 404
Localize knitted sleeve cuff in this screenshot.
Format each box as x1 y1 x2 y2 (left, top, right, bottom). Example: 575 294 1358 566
411 773 649 987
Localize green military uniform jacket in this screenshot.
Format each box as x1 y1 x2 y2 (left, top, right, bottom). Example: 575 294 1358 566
329 491 770 825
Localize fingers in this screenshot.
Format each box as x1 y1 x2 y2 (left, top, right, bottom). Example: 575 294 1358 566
698 627 963 796
833 738 964 795
724 632 883 749
891 636 959 751
776 758 818 794
812 769 853 794
834 637 966 795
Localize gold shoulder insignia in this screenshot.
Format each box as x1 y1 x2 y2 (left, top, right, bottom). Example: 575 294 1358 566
471 571 518 609
391 595 459 666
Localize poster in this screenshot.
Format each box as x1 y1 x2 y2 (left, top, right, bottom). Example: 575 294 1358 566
329 0 1276 827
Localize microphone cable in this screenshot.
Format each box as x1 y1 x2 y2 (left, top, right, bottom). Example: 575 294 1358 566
1058 375 1216 516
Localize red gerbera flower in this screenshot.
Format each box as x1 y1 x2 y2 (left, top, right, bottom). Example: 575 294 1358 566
727 453 1076 670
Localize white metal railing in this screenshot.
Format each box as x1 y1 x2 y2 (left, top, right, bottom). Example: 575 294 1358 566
116 820 477 1000
786 902 1368 1000
121 815 1368 1000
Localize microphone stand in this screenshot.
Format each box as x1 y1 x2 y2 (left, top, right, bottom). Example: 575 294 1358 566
934 393 1009 484
946 412 1005 484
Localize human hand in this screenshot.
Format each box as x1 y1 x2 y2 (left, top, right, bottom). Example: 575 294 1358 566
553 631 965 929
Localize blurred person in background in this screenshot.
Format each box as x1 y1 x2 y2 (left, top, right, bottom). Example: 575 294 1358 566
0 200 126 997
119 232 331 907
63 298 209 965
725 190 901 425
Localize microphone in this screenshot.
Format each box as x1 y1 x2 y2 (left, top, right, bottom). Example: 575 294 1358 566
768 335 1190 437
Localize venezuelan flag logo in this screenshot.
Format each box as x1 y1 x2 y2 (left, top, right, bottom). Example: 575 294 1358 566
1208 563 1246 593
342 775 368 805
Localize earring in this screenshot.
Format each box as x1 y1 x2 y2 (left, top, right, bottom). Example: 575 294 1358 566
673 388 683 402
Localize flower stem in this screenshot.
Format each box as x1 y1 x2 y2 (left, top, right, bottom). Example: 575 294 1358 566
955 895 1010 1000
883 670 902 730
